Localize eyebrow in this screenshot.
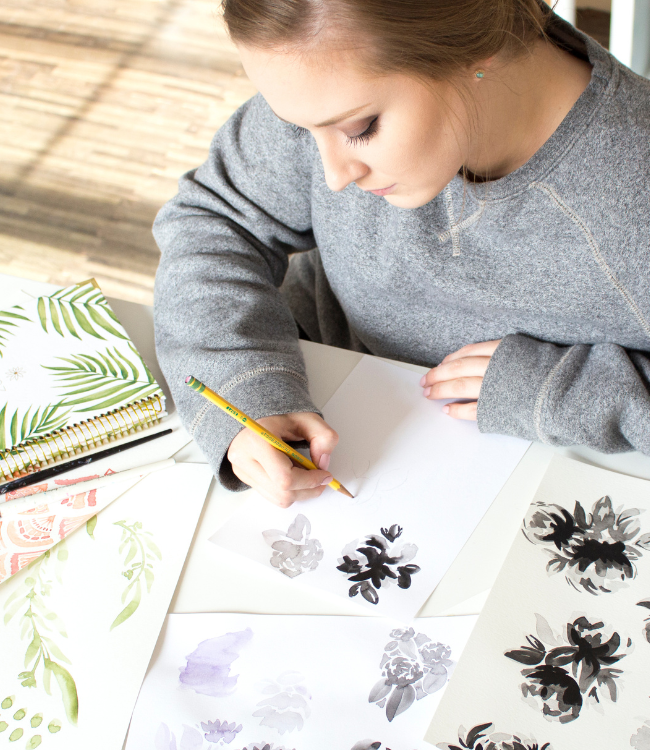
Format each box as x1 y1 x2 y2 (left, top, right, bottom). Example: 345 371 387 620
274 103 372 129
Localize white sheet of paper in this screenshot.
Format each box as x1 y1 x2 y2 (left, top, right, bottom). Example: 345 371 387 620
426 456 650 749
126 612 477 750
0 462 213 750
210 356 530 619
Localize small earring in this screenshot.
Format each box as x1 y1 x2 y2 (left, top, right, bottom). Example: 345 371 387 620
475 69 485 79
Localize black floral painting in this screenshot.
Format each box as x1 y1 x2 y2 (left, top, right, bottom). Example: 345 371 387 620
337 525 420 604
368 626 453 722
505 615 629 723
435 722 553 750
637 599 650 643
523 496 650 594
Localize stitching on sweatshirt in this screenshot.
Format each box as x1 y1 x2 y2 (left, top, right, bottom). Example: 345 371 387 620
190 402 211 435
533 347 574 443
443 185 462 257
438 205 484 244
220 366 309 395
534 182 650 339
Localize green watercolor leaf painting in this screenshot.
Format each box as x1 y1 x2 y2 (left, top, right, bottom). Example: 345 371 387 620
0 306 31 358
0 403 71 453
110 520 162 631
36 281 128 341
2 547 79 726
0 694 64 747
42 343 160 413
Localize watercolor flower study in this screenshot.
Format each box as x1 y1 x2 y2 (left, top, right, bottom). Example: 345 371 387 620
262 515 323 578
631 720 650 750
179 628 253 697
505 615 629 723
337 525 420 604
202 719 243 744
523 496 650 594
435 722 553 750
237 744 297 750
253 671 311 735
369 627 453 722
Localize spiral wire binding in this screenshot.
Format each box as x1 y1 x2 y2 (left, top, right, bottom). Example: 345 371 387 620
0 394 165 482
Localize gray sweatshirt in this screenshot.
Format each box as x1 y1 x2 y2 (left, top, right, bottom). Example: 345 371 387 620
153 19 650 490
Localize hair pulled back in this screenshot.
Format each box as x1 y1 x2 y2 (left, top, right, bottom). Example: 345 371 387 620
222 0 552 80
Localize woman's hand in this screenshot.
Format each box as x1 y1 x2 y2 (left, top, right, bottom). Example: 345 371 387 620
420 340 502 420
227 412 339 508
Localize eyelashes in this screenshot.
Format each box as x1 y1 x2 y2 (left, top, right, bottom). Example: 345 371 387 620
289 117 380 147
346 116 379 147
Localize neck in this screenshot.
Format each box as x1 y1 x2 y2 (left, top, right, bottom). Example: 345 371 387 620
464 39 593 181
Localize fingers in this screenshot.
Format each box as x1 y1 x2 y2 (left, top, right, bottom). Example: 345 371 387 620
442 401 478 421
440 339 501 364
424 375 484 400
421 356 492 391
227 412 337 508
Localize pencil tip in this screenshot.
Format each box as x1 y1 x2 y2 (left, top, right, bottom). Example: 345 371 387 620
339 485 354 498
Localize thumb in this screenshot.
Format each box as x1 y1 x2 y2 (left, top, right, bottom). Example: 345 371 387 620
288 412 339 472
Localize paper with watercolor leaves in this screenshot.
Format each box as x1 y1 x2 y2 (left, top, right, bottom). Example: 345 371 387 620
125 612 477 750
211 356 530 619
426 456 650 749
0 462 212 750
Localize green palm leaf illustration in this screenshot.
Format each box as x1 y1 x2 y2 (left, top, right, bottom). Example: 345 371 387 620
36 281 128 341
0 402 72 452
0 305 30 358
43 344 160 413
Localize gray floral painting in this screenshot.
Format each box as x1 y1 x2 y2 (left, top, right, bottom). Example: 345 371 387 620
436 722 553 750
523 496 650 594
368 626 453 722
253 671 311 735
505 614 629 723
262 515 323 578
337 525 420 605
631 720 650 750
350 742 393 750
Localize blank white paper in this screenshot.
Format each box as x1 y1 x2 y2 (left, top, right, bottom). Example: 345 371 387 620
125 612 477 750
211 356 530 619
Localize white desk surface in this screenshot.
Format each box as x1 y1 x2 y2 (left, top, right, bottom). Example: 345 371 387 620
103 296 650 620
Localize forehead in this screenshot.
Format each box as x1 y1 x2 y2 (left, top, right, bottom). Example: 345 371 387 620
237 43 398 125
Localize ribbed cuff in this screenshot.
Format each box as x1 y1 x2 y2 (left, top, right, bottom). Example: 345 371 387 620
190 369 320 491
477 333 569 442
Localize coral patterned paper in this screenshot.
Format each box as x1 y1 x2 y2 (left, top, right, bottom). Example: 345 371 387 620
0 472 140 583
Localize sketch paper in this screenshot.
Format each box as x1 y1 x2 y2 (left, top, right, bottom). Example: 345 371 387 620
0 462 212 750
210 356 530 618
125 612 477 750
426 456 650 750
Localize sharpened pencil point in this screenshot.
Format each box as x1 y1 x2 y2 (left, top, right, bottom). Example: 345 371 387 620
338 485 354 498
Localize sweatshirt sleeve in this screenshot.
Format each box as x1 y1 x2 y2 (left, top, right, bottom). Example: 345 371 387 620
153 95 320 490
477 333 650 454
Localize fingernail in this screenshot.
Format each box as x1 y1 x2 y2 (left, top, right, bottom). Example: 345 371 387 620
419 374 426 387
442 405 450 414
321 475 333 486
423 386 431 397
319 453 331 471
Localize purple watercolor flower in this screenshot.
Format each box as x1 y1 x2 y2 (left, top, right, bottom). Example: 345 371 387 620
179 629 253 697
202 719 243 744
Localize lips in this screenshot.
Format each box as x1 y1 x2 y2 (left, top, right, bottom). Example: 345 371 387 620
367 183 397 197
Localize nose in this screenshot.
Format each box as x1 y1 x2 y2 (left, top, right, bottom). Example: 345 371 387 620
317 138 369 192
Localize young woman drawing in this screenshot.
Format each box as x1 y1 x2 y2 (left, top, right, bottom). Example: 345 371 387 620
153 0 650 507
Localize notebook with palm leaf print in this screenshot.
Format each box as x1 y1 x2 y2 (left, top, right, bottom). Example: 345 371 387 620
0 279 165 482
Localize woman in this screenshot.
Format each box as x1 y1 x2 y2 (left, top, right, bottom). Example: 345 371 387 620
153 0 650 507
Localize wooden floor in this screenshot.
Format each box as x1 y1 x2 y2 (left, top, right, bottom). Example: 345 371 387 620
0 2 608 305
0 0 256 304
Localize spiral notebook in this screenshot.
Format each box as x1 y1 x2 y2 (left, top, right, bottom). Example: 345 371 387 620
0 278 165 482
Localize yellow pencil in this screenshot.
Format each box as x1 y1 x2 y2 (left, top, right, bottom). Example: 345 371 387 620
185 376 353 498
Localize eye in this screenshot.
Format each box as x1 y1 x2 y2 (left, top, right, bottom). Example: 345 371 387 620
346 116 379 147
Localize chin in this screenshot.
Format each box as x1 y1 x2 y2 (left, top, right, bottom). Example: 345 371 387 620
384 189 439 210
